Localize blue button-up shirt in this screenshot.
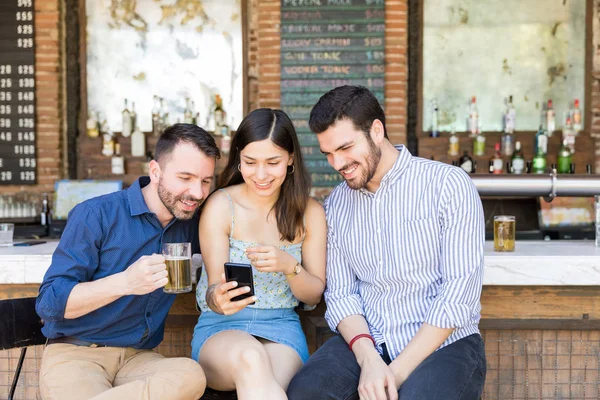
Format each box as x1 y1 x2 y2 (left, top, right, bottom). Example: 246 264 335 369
36 177 200 349
323 146 484 360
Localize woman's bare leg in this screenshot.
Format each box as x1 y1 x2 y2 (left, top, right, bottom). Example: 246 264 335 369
259 339 303 391
198 330 287 400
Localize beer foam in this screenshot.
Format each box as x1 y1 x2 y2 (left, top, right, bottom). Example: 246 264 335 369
494 216 514 222
165 256 191 260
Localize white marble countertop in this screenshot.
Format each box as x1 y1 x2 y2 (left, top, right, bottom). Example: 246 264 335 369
1 240 599 285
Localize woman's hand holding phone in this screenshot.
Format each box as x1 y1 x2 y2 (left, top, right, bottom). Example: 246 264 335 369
207 273 257 315
245 245 296 275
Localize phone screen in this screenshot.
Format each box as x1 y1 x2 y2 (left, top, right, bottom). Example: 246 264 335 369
224 262 255 303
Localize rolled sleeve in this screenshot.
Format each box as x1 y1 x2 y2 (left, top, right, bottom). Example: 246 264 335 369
36 204 102 322
323 197 364 333
424 169 484 329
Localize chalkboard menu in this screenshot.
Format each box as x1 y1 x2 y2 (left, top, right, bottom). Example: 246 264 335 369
0 0 37 185
280 0 385 187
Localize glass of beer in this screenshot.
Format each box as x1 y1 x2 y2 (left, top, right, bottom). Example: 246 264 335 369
494 215 515 252
162 242 192 294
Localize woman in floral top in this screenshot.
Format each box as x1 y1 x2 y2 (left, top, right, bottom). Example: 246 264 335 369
191 108 326 399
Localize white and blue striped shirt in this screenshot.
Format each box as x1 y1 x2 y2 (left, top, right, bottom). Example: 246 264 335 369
323 145 484 360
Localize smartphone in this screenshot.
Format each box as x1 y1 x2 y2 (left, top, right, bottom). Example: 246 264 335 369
224 262 255 304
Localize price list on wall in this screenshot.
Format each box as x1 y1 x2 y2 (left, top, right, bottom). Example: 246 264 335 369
280 0 385 187
0 0 37 185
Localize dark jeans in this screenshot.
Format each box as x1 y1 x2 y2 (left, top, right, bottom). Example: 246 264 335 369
287 334 486 400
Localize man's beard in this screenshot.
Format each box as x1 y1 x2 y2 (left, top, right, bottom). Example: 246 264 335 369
157 178 203 220
343 135 381 190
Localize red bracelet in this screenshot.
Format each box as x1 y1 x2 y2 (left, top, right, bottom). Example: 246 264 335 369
348 334 376 352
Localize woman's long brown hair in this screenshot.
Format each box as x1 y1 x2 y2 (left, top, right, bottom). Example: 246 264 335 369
217 108 311 242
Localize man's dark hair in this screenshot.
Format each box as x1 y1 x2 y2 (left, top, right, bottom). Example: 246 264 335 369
309 85 388 139
154 123 220 164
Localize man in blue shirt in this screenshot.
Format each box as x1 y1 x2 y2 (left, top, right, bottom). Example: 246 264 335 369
287 86 486 400
36 124 219 400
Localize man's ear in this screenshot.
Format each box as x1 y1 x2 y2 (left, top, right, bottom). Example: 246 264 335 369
148 160 161 183
370 119 385 144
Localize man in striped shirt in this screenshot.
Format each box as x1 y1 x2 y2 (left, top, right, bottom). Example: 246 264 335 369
287 86 486 400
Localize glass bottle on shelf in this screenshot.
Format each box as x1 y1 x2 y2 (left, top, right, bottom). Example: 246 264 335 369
557 139 572 174
458 150 474 174
467 96 478 137
86 111 100 138
448 127 459 156
562 117 576 153
121 99 132 138
473 129 485 157
40 193 49 227
504 95 516 134
213 94 226 134
546 99 556 137
534 125 548 155
572 98 582 134
131 124 146 157
490 142 503 174
101 118 115 156
511 141 525 175
532 147 547 174
130 101 137 132
111 143 125 175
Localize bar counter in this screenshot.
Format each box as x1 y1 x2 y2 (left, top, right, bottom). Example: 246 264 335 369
1 240 599 285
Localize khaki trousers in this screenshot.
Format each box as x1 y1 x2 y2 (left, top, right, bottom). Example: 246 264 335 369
39 343 206 400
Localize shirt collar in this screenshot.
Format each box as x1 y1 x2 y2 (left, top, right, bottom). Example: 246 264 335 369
359 144 412 195
127 177 152 216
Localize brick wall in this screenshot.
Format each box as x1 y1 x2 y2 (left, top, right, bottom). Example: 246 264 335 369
0 0 63 196
249 0 409 145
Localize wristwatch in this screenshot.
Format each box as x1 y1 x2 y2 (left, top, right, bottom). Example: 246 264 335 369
285 262 302 278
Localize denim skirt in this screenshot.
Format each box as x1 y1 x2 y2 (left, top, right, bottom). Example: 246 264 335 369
191 307 309 364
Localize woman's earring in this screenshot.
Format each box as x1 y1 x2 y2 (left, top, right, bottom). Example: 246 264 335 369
238 164 241 172
288 165 295 175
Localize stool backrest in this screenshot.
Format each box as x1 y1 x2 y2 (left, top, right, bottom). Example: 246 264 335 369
0 297 46 350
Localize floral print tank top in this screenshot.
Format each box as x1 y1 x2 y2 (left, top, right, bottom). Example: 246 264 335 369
196 189 302 312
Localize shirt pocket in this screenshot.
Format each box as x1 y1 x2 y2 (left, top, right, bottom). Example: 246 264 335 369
396 217 440 270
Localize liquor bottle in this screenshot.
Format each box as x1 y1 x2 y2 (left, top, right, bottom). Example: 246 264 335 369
121 99 132 137
505 161 512 174
130 102 137 131
183 97 194 124
86 111 100 138
473 131 485 156
40 193 50 227
488 160 494 174
111 143 125 175
534 125 548 155
557 139 572 174
448 127 459 156
458 150 474 174
220 124 231 155
525 161 532 174
546 99 556 137
501 131 513 157
586 164 593 175
131 124 146 157
214 94 226 133
152 96 161 136
430 99 439 138
101 118 115 156
504 95 516 134
490 142 503 174
532 147 547 174
570 163 576 174
572 98 582 134
511 141 525 174
562 117 576 153
467 96 478 136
